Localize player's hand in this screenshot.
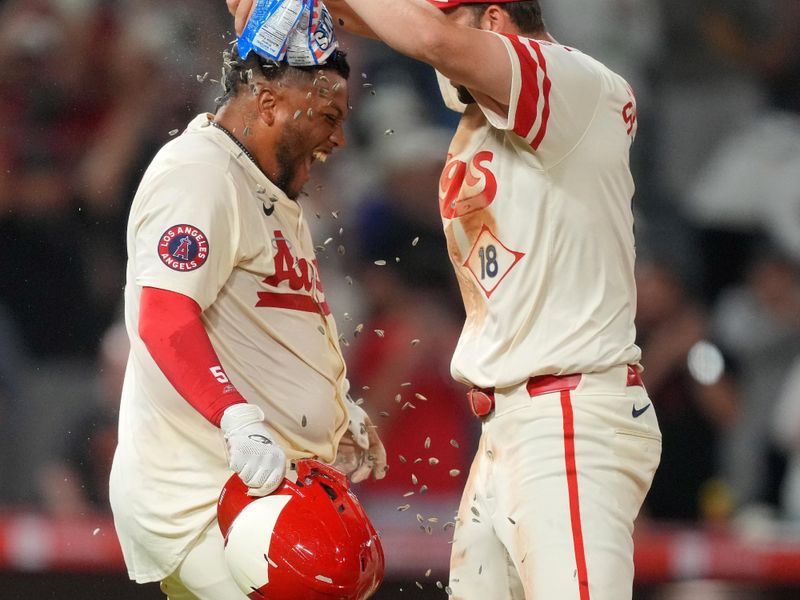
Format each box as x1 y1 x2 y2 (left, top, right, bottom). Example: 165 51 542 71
338 398 388 483
226 0 256 36
220 403 287 496
351 413 388 483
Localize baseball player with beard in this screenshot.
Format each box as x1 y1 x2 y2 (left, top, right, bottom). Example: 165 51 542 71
109 45 386 599
227 1 662 598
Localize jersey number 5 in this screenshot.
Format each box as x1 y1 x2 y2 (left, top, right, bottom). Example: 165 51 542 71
210 365 229 384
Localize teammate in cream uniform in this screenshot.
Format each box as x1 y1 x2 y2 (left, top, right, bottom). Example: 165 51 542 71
110 48 386 599
228 0 661 598
442 35 641 387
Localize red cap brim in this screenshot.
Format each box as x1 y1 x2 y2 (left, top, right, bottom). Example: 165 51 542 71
427 0 520 9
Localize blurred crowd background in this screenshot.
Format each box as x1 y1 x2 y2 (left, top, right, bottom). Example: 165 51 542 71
1 0 800 597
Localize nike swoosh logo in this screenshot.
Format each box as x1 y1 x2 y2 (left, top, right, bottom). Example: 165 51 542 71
632 403 651 418
262 202 274 217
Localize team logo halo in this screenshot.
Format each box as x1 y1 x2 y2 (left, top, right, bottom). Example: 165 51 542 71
158 224 210 272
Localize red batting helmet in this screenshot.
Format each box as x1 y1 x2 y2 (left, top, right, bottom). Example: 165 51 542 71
427 0 522 9
217 459 385 600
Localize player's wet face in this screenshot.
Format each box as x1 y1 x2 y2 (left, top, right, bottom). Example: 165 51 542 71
274 74 348 200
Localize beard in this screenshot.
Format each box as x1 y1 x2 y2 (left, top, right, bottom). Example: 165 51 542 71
456 85 477 105
273 123 305 200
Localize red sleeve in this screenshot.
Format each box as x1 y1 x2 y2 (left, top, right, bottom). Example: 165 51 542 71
138 286 246 427
502 34 552 148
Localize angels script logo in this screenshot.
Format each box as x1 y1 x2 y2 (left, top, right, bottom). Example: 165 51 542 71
439 151 498 219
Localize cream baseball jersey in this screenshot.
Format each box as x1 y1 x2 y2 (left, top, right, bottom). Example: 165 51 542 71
110 114 348 582
442 34 641 389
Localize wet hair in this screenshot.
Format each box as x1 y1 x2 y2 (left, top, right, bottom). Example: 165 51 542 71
217 43 350 107
462 1 545 35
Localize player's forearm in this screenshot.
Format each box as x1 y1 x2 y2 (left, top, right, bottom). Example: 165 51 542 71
139 287 246 426
325 0 379 39
342 0 450 63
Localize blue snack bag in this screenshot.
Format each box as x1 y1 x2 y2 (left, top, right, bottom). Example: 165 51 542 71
286 0 338 66
237 0 307 61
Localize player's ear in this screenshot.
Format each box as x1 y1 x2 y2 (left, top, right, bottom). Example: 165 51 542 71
255 84 279 126
480 5 507 32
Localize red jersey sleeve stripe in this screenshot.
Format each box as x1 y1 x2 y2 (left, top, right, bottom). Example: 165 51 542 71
503 34 541 139
528 39 552 150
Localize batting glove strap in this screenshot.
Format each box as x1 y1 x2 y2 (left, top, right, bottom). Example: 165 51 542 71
221 404 287 496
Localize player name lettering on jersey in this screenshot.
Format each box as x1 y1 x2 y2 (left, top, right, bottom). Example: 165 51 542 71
439 151 497 219
257 229 331 315
158 224 209 272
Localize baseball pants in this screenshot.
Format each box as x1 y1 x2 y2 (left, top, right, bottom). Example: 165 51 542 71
160 521 247 600
449 364 661 600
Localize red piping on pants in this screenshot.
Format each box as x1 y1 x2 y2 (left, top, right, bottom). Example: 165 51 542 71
560 389 590 600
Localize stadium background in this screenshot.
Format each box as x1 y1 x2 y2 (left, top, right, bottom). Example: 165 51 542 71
1 0 800 597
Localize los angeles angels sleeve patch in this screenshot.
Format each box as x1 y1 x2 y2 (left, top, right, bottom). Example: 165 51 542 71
158 224 210 272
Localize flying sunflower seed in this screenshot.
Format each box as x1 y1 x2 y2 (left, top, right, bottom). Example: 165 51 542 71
354 324 364 336
374 329 385 337
449 469 461 477
416 513 424 523
337 245 346 255
401 382 412 387
398 455 407 463
411 339 421 346
428 458 439 466
394 394 402 403
169 129 179 136
397 504 411 512
315 575 333 584
293 110 302 120
507 516 516 525
412 236 420 246
345 276 353 285
384 129 395 136
420 485 429 494
374 260 387 266
471 506 480 517
416 393 428 401
411 474 418 485
403 491 414 497
323 237 333 246
379 411 390 418
450 439 460 448
301 415 307 427
424 437 431 449
197 72 209 82
317 326 325 335
416 582 423 590
401 402 416 410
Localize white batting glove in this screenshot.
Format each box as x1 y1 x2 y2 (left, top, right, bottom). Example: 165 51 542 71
220 404 286 497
